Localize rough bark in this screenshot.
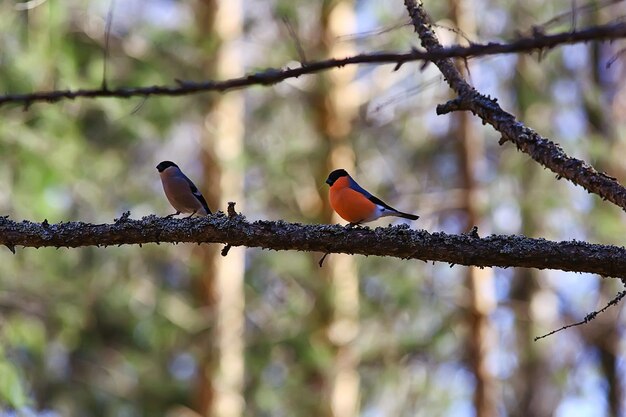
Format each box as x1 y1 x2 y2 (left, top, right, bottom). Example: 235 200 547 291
404 0 626 212
2 214 626 278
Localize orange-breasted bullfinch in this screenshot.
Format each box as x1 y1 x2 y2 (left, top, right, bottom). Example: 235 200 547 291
156 161 211 217
325 169 419 225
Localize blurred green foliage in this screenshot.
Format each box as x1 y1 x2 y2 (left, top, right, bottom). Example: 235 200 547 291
1 0 626 416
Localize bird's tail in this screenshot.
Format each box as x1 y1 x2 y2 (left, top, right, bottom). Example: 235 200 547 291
394 211 419 221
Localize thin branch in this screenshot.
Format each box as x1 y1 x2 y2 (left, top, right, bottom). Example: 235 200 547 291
535 0 621 31
281 16 308 64
405 0 626 212
534 290 626 341
2 22 626 108
102 0 116 91
1 214 626 278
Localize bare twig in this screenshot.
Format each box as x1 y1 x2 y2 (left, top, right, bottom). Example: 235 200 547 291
102 0 116 91
337 21 411 42
1 215 626 278
221 202 239 256
606 46 626 68
535 0 621 31
221 244 233 257
2 22 626 108
405 0 626 212
534 290 626 340
226 202 238 218
318 252 330 267
282 17 308 64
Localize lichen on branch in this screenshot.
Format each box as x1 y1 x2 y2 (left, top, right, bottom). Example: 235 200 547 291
1 213 625 278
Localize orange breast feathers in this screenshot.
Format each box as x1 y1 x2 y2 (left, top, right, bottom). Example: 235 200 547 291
329 176 377 223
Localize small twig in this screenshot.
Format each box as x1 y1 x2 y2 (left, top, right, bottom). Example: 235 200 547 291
571 0 578 32
114 210 131 223
2 22 626 108
435 96 468 114
102 0 116 91
606 46 626 68
221 244 233 257
405 0 626 213
371 75 441 112
336 20 411 42
535 0 620 31
467 226 480 238
433 23 475 45
534 290 626 341
221 202 239 256
130 96 148 115
282 17 308 64
318 252 330 267
227 202 238 218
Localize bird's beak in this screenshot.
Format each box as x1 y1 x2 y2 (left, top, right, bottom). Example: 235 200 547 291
325 179 332 185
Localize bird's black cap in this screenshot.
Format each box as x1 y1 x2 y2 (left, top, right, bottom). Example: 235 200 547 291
156 161 178 172
325 169 349 186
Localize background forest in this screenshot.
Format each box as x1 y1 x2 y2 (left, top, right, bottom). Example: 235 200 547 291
1 0 625 416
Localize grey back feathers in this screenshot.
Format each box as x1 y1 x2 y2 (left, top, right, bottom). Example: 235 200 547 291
156 161 211 216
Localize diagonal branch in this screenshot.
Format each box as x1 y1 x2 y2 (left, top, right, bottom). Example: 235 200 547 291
404 0 626 212
2 22 626 108
1 214 626 278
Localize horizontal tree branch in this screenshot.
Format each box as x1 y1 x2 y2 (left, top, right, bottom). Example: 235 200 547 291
1 213 625 278
2 22 626 108
405 0 626 212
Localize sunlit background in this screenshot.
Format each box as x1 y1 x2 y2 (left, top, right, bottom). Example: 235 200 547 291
1 0 625 416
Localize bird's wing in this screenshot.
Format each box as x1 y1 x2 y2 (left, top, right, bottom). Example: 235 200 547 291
367 194 400 213
184 176 211 214
347 176 373 198
194 191 211 215
348 176 400 213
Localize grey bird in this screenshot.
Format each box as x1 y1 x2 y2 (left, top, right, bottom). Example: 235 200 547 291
156 161 211 217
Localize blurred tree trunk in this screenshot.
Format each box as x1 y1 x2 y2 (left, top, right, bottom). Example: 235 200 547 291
448 1 498 416
194 1 245 416
310 1 360 416
580 4 623 415
508 47 560 417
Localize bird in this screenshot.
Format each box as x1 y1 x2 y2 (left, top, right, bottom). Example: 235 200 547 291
156 161 211 217
325 169 419 225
